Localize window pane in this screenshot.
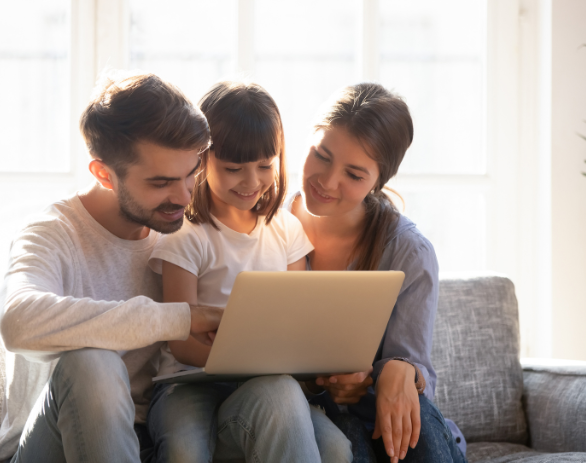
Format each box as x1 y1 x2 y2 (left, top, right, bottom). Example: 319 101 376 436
0 1 70 172
254 0 358 185
129 0 237 104
393 188 486 271
381 0 486 175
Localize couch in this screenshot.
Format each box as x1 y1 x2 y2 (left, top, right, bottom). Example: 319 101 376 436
0 275 585 462
434 275 586 462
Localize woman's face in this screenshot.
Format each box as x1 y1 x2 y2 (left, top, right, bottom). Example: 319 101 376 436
302 126 380 218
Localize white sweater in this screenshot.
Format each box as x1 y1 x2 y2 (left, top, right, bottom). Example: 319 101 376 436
0 195 191 458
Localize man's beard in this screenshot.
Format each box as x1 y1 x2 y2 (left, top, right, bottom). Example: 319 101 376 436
117 181 185 234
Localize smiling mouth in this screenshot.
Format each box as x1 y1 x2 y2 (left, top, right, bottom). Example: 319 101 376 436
310 183 335 200
231 190 259 199
157 208 184 221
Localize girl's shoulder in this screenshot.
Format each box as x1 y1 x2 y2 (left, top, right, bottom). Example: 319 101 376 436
156 218 218 249
262 208 304 236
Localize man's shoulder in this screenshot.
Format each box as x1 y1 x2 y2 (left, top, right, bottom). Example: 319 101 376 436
18 196 83 244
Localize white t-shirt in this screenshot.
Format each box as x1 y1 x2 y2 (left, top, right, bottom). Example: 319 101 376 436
149 209 314 375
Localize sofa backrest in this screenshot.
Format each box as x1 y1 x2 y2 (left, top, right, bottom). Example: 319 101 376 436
431 275 527 444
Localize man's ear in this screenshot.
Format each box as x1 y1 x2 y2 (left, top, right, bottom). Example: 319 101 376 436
89 159 116 190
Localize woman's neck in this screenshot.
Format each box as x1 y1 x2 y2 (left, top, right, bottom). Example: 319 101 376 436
295 195 365 239
292 195 365 270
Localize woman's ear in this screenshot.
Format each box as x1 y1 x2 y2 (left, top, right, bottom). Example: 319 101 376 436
88 159 116 190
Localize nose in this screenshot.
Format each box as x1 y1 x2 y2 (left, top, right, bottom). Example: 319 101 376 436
241 168 259 188
317 166 338 191
170 178 193 207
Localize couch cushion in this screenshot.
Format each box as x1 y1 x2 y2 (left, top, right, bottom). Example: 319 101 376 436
467 442 539 462
468 441 586 463
432 276 527 443
523 365 586 452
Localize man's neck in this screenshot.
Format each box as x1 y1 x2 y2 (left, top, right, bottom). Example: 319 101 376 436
78 183 150 240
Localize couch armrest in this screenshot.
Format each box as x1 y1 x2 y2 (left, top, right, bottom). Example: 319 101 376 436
522 358 586 452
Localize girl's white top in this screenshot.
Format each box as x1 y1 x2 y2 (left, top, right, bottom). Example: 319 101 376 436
149 209 314 376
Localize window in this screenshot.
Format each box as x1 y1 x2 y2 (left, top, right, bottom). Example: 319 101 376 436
2 0 542 356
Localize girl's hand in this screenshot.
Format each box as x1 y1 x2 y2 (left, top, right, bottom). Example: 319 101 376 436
372 360 421 463
188 304 223 345
313 367 373 404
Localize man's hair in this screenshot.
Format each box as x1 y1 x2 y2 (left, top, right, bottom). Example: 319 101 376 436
79 71 210 177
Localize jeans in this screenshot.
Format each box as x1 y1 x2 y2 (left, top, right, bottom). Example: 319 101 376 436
9 348 143 463
333 396 467 463
147 376 353 463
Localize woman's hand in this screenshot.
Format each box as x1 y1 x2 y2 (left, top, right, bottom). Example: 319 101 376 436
312 367 373 404
373 360 421 462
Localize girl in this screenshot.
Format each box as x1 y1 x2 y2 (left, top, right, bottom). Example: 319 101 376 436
290 83 468 463
146 81 352 463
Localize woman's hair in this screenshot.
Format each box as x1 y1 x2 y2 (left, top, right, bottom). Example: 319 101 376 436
314 82 413 270
186 81 287 227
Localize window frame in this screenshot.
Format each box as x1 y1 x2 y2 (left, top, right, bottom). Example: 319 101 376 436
5 0 550 357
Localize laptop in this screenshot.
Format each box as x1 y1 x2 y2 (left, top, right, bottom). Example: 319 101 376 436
153 270 404 384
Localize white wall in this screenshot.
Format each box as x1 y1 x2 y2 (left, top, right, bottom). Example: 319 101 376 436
551 0 586 360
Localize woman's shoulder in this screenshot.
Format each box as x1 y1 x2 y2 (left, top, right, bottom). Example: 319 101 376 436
380 213 438 270
283 191 301 214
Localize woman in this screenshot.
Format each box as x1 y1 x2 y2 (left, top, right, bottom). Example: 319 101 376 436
290 83 467 463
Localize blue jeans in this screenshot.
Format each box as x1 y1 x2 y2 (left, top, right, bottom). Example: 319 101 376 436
333 396 467 463
147 376 353 463
9 349 144 463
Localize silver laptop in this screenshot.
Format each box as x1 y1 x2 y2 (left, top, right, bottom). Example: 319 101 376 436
153 270 404 384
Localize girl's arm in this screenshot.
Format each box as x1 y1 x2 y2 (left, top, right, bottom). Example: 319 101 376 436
163 260 212 367
287 257 306 271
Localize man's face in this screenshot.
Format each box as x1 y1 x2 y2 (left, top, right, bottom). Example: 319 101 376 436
114 142 201 234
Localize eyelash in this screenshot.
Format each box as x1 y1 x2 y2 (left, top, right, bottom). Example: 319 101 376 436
225 165 273 173
153 182 169 189
314 149 363 181
314 150 329 162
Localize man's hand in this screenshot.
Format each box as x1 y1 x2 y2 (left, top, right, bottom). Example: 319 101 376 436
189 305 223 346
312 367 373 404
372 360 421 463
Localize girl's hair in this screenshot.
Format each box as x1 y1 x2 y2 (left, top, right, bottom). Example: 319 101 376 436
314 82 413 270
186 81 287 227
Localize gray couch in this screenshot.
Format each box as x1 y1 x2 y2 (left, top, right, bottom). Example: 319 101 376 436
0 275 584 462
434 275 586 462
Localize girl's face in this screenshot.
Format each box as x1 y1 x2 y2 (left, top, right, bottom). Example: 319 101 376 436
207 152 279 212
302 126 380 218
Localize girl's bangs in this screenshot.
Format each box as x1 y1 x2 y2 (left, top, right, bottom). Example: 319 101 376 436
212 112 281 164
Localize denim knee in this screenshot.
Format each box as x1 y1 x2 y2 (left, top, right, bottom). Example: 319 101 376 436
52 348 131 414
243 375 308 414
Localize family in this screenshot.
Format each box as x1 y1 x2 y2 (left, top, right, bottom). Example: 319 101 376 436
0 72 467 463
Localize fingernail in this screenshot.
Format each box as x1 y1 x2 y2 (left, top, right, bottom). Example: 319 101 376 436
400 450 406 459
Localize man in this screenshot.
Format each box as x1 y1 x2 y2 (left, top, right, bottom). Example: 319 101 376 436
0 72 222 462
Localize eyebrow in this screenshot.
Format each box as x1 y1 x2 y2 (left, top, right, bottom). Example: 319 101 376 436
319 145 371 175
145 164 199 182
